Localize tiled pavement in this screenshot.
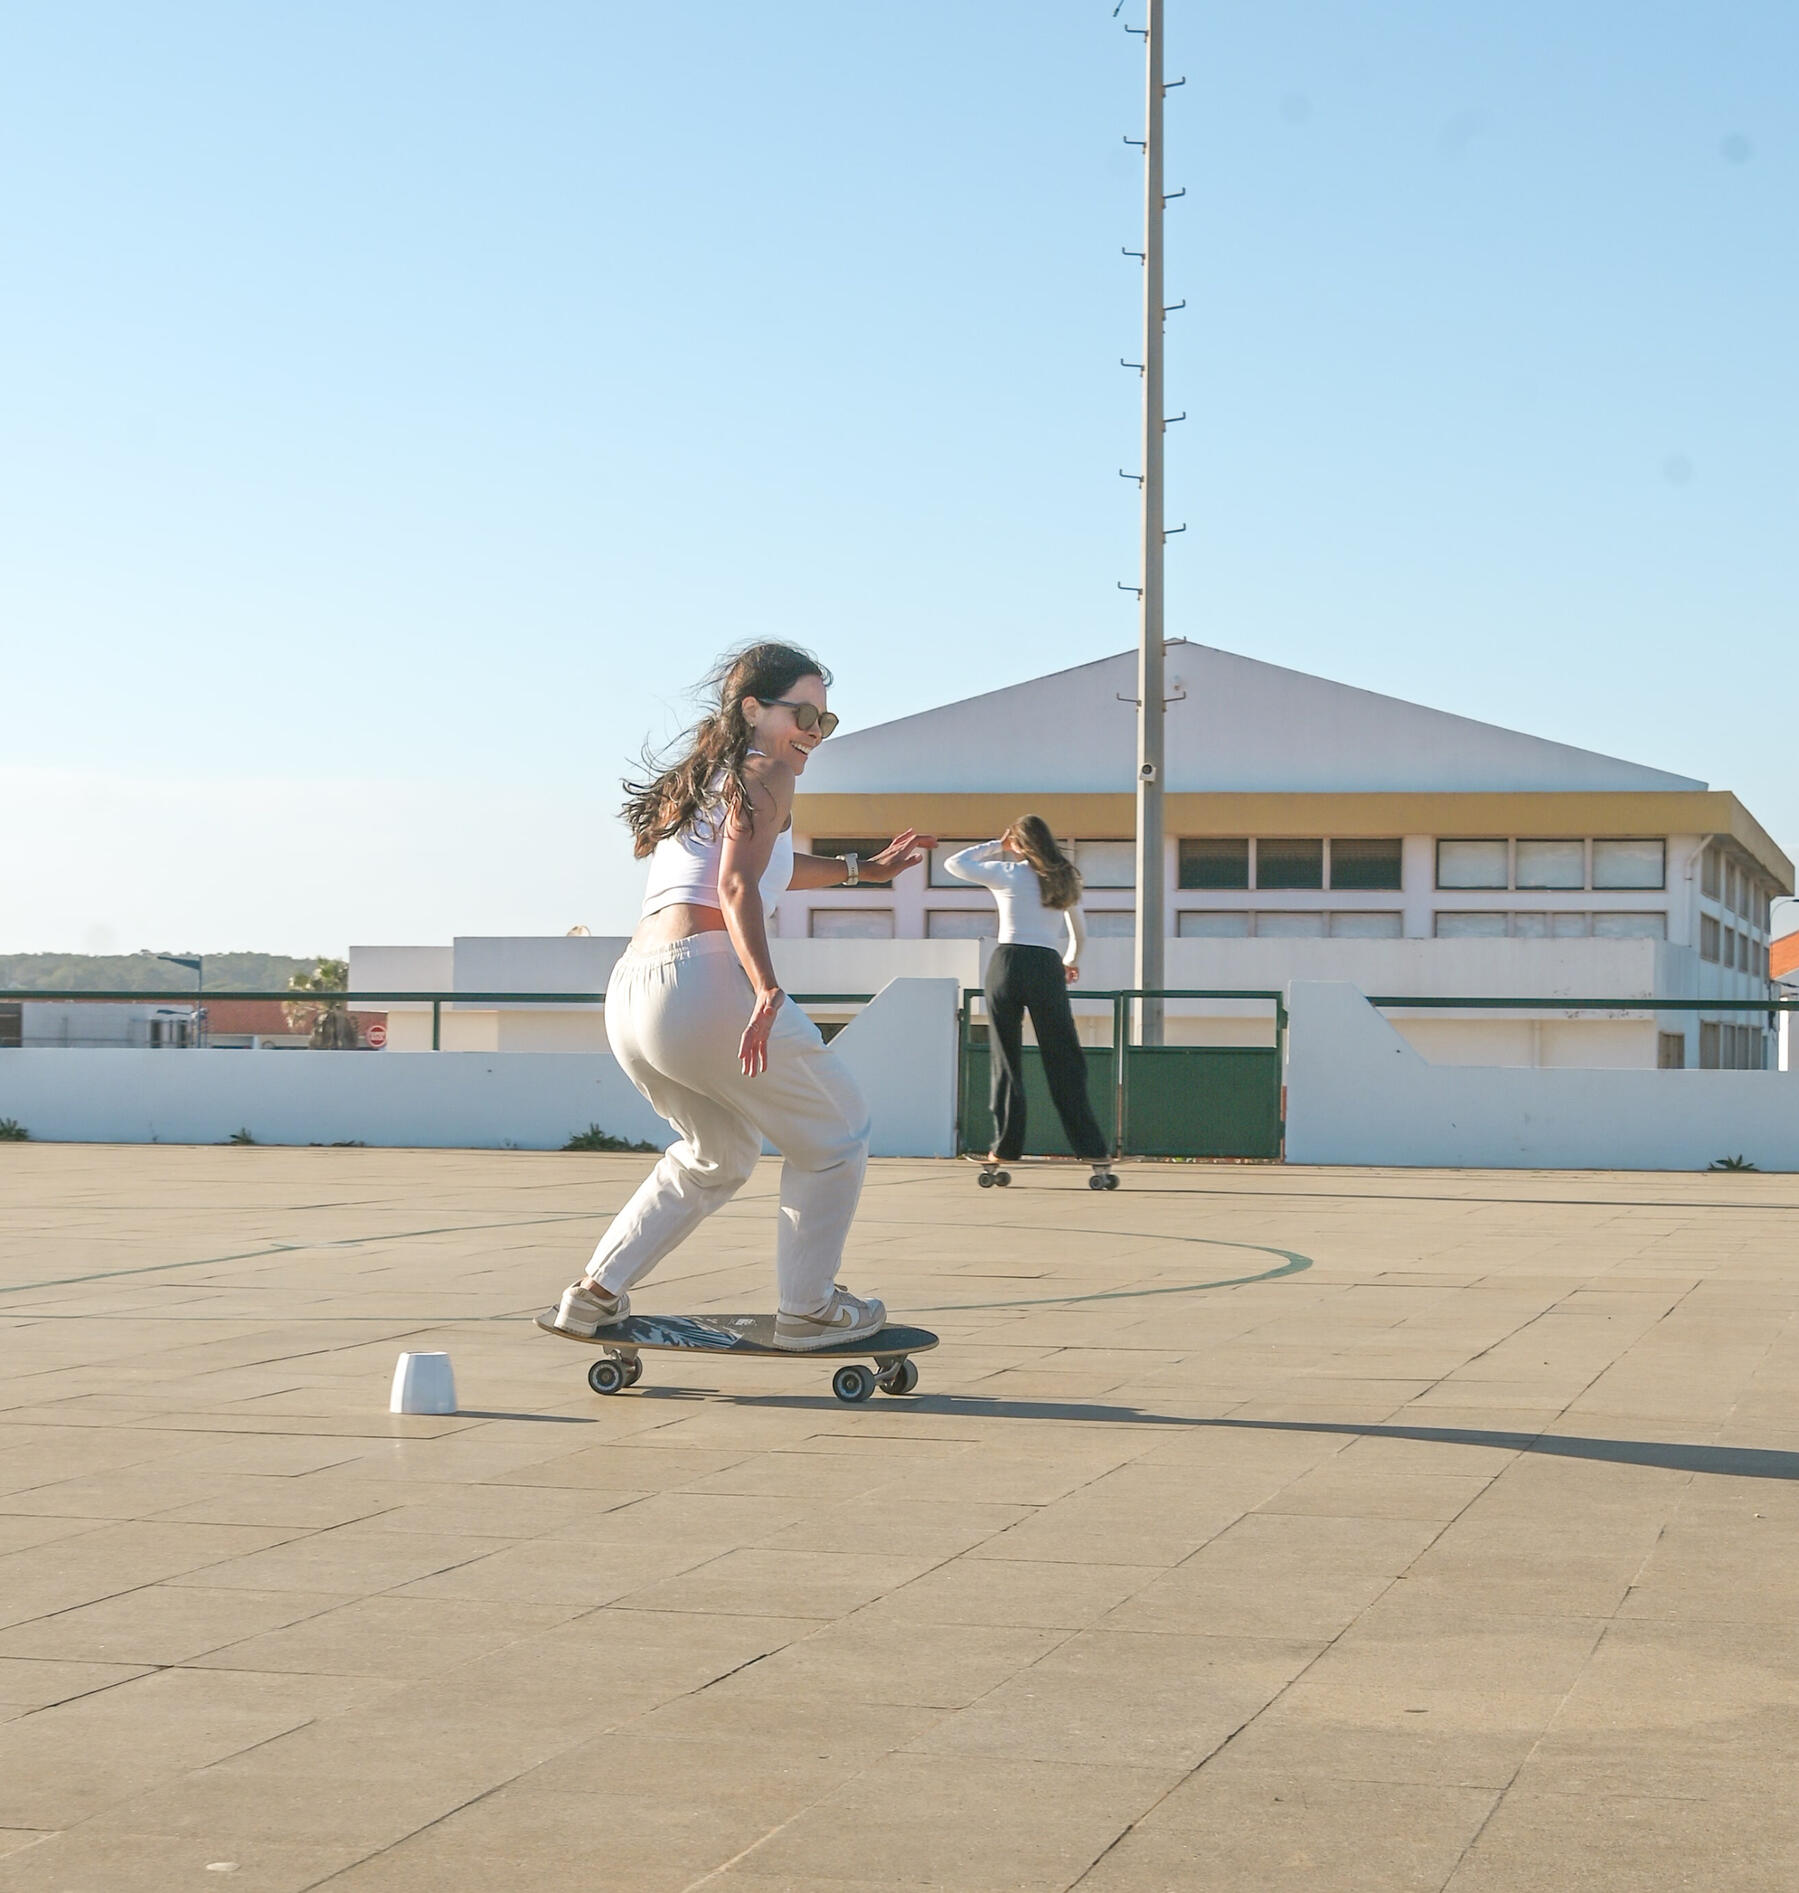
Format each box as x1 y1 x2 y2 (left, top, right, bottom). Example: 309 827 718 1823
1 1144 1797 1890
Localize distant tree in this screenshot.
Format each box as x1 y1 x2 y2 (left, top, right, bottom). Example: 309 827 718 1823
285 958 360 1049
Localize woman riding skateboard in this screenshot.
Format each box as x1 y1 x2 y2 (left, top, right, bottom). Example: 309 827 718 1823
942 819 1113 1184
549 643 932 1350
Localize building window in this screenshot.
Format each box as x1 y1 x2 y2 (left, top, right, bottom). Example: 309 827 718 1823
1435 912 1510 938
1657 1032 1686 1069
1701 848 1721 900
1073 841 1135 889
1512 913 1550 939
1257 838 1324 890
1726 862 1742 915
1437 840 1509 889
1255 911 1327 938
1328 911 1403 938
809 910 895 940
1592 839 1665 890
1700 914 1721 961
1724 928 1738 969
1746 939 1767 980
925 910 997 940
929 844 987 890
1178 910 1250 937
1328 838 1403 891
1178 838 1249 890
810 837 890 864
1591 913 1666 940
1699 1022 1720 1067
0 1003 19 1050
1085 911 1136 937
1516 839 1585 890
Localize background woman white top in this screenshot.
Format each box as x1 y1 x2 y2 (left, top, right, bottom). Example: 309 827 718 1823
943 817 1111 1171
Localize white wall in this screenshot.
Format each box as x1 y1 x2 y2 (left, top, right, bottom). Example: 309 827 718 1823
0 979 961 1158
1285 982 1799 1171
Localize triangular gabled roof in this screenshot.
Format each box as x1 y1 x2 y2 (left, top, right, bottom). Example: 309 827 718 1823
804 643 1706 796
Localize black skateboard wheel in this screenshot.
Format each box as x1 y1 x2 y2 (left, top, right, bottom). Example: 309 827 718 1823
1105 1171 1120 1190
977 1170 994 1189
587 1358 628 1396
619 1354 644 1387
879 1359 919 1397
994 1169 1011 1187
832 1364 876 1404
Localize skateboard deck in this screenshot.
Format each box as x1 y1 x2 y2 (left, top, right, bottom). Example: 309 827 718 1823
535 1311 938 1403
963 1155 1120 1190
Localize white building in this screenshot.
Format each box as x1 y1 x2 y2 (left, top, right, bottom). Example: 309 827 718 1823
780 643 1791 1070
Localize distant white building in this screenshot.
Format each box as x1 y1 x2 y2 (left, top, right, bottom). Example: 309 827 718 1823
781 642 1792 1070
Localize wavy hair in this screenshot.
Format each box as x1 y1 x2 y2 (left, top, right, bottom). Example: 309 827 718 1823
1008 814 1083 910
621 643 830 857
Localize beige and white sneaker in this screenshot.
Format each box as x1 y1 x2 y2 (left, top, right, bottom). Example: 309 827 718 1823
771 1285 887 1352
546 1280 630 1338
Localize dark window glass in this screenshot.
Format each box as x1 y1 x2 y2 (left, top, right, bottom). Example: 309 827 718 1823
1256 838 1324 890
808 837 890 861
1178 838 1249 890
0 1003 20 1050
1328 838 1403 891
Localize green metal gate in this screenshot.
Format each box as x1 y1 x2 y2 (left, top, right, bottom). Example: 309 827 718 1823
957 989 1285 1161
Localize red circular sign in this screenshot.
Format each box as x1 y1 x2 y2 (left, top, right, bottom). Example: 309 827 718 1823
366 1022 388 1049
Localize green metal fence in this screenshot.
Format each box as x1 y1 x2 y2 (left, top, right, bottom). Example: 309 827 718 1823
0 990 874 1052
956 988 1288 1162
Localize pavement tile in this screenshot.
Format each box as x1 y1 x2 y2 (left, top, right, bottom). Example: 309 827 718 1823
7 1148 1799 1890
1076 1774 1499 1893
1443 1791 1799 1891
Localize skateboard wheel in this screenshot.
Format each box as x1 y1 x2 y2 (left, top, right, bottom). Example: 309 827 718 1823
832 1364 876 1404
977 1170 994 1188
620 1354 644 1387
1105 1171 1120 1190
994 1169 1011 1187
879 1358 919 1397
587 1358 628 1396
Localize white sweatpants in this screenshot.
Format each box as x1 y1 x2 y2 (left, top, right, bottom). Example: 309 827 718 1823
585 933 871 1315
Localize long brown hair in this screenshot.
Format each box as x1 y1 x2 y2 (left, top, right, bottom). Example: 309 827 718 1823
621 643 830 857
1009 814 1082 910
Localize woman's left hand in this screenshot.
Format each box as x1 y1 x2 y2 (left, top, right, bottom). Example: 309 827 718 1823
864 830 936 883
1064 964 1080 985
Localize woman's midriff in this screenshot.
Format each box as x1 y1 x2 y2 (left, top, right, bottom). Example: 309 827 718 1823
632 903 731 951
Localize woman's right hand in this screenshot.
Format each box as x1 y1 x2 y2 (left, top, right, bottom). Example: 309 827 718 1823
739 987 784 1077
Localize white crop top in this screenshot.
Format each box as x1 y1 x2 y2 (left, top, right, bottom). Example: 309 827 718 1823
640 800 794 919
941 840 1085 965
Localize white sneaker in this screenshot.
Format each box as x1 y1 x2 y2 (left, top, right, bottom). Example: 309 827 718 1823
547 1281 630 1338
771 1286 887 1352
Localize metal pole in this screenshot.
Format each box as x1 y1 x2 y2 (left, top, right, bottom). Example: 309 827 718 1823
1134 0 1167 1046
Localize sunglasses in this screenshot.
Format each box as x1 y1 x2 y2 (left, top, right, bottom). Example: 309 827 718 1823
763 699 840 739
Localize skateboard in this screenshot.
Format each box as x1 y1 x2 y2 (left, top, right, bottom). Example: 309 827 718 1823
535 1311 939 1404
964 1155 1121 1191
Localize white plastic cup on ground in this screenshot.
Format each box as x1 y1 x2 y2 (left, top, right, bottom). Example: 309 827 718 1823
390 1351 457 1415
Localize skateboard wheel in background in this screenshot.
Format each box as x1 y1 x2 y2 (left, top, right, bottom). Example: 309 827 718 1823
879 1359 919 1397
994 1170 1011 1187
619 1354 644 1386
832 1364 876 1403
587 1358 628 1396
1105 1171 1121 1190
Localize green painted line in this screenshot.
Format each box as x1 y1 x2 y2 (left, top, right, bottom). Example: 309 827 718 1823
921 1239 1312 1311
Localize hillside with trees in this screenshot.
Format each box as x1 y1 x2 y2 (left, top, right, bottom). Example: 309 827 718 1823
0 951 322 993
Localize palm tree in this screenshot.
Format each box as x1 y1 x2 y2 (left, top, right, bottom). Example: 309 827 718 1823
285 958 360 1049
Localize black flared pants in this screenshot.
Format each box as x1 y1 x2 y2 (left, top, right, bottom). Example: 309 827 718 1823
986 943 1110 1163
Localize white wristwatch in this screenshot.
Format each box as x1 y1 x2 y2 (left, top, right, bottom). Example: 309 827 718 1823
843 852 860 887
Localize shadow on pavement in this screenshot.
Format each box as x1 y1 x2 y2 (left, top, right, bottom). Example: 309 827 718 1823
629 1386 1799 1480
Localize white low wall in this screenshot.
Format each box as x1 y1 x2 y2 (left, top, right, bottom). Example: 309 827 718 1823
0 980 960 1159
1285 981 1799 1171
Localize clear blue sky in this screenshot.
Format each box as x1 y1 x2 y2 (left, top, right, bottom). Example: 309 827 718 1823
3 2 1793 953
